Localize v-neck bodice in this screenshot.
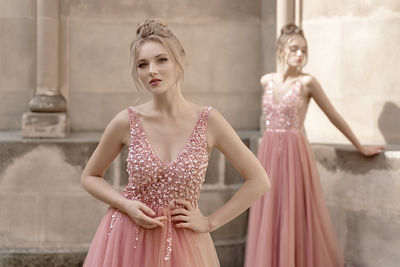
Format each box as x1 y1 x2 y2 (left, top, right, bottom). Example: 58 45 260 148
123 106 212 209
262 77 309 133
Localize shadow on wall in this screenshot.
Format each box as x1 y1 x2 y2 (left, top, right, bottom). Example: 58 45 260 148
378 102 400 145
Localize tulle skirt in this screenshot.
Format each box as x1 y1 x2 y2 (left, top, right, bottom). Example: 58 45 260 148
83 206 220 267
245 130 344 267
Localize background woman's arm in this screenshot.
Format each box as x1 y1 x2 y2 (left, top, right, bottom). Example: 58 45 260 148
306 75 384 156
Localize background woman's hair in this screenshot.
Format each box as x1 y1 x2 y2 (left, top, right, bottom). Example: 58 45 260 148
130 18 186 92
276 23 307 62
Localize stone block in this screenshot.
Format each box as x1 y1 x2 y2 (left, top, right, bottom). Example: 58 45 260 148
177 22 262 95
345 210 400 267
66 0 260 20
186 91 261 130
0 141 115 191
313 145 400 266
21 112 69 138
212 211 249 241
304 0 400 18
0 250 86 267
205 149 222 184
40 195 108 248
68 92 136 131
0 18 35 90
69 20 135 93
0 145 82 192
66 0 166 19
340 20 400 98
0 194 39 248
119 146 129 186
215 242 245 267
0 91 30 131
199 188 249 240
0 0 35 18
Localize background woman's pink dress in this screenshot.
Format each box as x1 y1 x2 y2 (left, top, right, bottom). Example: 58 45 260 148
83 106 220 267
245 78 344 267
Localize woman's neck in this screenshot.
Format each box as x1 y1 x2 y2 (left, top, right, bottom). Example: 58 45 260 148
278 64 302 82
151 84 189 115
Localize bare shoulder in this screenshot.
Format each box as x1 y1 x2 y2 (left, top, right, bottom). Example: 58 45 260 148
260 72 276 87
207 107 233 148
105 108 130 145
111 108 130 128
208 107 225 127
299 73 321 95
300 73 320 88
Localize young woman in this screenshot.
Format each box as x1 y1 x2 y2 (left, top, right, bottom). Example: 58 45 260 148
244 24 384 267
81 18 270 267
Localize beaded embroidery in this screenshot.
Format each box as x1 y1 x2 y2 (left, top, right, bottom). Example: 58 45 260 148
107 106 211 261
262 79 304 132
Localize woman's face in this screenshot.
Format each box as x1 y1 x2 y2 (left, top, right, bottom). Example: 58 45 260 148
283 35 307 69
136 40 179 95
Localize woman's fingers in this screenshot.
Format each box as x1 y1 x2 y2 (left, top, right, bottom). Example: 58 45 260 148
174 222 190 229
138 202 156 217
171 215 187 222
137 214 165 227
170 208 190 216
175 199 193 210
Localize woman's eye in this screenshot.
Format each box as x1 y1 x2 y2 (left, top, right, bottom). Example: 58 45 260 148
137 63 147 68
158 57 168 63
290 46 297 52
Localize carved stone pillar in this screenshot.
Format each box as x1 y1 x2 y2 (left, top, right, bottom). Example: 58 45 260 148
277 0 295 35
21 0 68 138
276 0 303 36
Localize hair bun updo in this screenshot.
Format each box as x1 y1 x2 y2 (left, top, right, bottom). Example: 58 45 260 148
136 18 171 39
280 23 304 36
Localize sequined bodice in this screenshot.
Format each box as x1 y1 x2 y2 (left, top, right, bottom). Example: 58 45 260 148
122 106 211 209
262 78 308 132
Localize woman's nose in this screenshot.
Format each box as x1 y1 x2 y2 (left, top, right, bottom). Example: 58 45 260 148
296 50 302 56
149 63 158 75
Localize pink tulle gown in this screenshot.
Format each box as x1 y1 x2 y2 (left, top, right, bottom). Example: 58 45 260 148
83 106 220 267
245 77 344 267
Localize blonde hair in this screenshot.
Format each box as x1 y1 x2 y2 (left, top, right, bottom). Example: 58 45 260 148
276 23 307 63
130 18 185 92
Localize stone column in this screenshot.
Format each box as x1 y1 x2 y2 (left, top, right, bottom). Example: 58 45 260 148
21 0 68 138
277 0 295 35
295 0 303 28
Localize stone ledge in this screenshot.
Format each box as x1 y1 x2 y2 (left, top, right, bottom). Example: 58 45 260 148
0 249 86 267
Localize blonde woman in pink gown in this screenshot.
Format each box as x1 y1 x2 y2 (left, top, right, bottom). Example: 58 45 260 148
81 19 270 267
244 24 384 267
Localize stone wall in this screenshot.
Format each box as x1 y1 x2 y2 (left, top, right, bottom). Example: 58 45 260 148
2 132 400 267
302 1 400 145
0 0 278 132
0 131 260 267
316 144 400 267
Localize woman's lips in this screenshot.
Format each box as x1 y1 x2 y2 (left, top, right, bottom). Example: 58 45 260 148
149 79 162 85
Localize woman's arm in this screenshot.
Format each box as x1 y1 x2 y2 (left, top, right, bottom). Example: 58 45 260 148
259 73 274 133
305 75 384 156
81 110 165 228
172 108 270 232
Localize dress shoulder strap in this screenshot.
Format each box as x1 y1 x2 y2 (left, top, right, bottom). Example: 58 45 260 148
127 106 141 142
